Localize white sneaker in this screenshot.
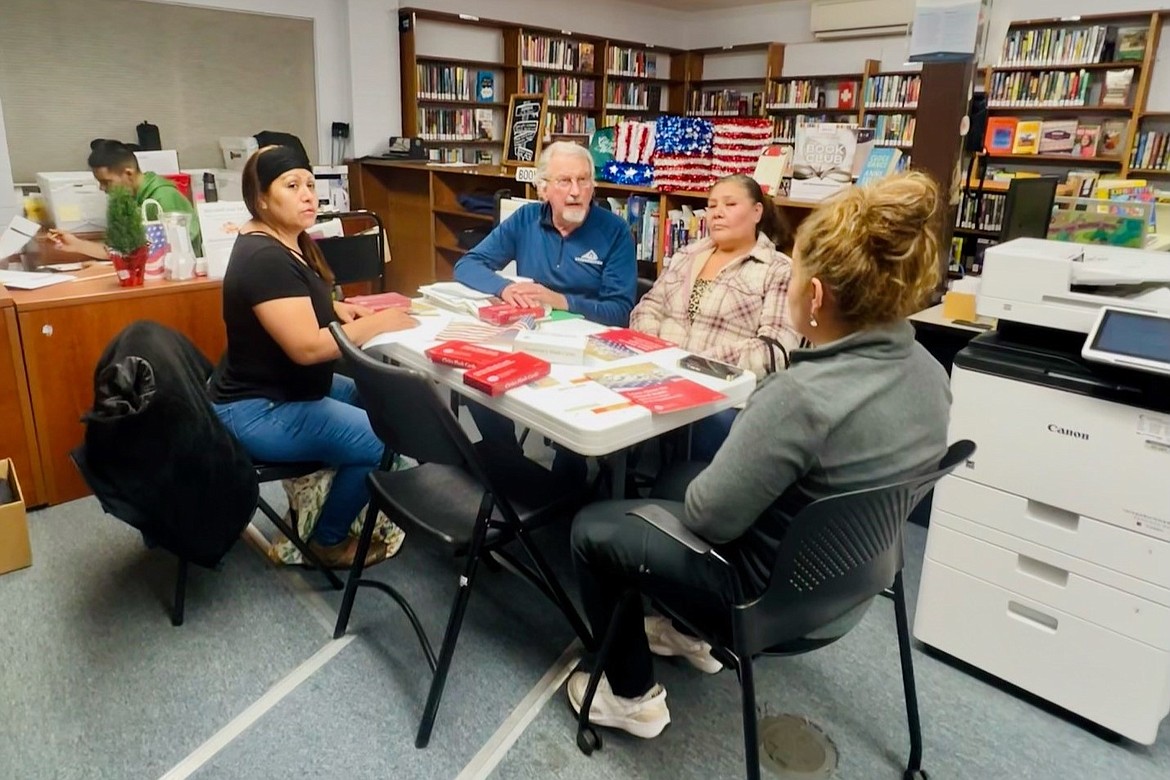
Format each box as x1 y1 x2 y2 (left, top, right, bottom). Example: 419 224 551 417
566 671 671 739
644 615 723 674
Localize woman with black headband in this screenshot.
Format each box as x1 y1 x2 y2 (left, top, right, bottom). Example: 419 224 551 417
208 145 418 569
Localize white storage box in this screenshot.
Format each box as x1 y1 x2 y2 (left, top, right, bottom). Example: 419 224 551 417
36 172 106 232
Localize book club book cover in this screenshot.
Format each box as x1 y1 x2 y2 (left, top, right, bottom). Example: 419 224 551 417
1038 120 1077 154
1011 121 1041 155
984 117 1018 155
790 123 867 200
585 362 726 414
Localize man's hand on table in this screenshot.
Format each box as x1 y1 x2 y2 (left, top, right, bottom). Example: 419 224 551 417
501 282 568 312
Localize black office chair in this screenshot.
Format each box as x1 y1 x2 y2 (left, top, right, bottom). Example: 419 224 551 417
315 210 388 293
575 440 977 780
328 323 592 747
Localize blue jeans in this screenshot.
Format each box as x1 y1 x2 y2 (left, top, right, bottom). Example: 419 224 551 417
690 408 740 463
212 375 384 546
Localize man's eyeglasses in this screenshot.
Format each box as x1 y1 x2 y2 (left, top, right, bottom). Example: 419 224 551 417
548 176 594 190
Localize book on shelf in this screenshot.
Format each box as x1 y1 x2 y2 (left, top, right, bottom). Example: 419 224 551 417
838 81 858 111
1130 129 1170 171
984 117 1018 154
998 24 1110 67
856 146 903 186
475 150 495 165
1038 120 1077 154
475 109 494 140
751 144 793 196
580 42 595 72
1102 68 1134 107
1116 26 1148 62
1099 119 1128 157
477 71 495 102
1075 123 1101 157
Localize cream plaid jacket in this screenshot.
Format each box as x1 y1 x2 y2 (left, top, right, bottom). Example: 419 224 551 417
630 233 800 378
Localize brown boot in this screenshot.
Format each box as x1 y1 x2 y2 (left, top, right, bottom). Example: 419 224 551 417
307 537 390 570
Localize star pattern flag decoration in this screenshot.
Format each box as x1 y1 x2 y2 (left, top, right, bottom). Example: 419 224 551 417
144 221 170 281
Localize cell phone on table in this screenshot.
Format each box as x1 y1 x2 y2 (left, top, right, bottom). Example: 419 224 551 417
678 354 744 381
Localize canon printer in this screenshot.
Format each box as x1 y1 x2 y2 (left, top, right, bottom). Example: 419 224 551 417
913 238 1170 745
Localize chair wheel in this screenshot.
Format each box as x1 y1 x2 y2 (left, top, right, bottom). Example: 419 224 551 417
577 726 601 755
903 769 928 780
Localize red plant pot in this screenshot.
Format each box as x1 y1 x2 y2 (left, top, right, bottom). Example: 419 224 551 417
109 246 148 287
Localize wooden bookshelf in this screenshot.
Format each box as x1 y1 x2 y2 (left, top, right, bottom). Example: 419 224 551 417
978 9 1163 179
682 42 782 118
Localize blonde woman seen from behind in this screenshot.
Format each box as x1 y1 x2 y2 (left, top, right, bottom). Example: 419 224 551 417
566 173 953 740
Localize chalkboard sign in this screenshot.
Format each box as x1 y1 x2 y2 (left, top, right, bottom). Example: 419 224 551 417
502 94 547 167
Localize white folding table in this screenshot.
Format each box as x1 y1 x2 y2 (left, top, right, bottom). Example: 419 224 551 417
363 311 756 497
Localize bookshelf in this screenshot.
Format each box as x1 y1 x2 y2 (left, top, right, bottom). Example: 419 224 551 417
978 10 1163 177
682 43 782 117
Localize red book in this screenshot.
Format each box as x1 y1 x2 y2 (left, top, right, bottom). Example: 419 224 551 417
424 340 508 369
478 303 545 325
463 352 551 396
593 328 673 353
345 292 413 311
585 362 726 414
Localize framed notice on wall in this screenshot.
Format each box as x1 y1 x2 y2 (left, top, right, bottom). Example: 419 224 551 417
502 94 547 167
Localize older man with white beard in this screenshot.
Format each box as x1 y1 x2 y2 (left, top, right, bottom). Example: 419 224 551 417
453 141 637 483
454 141 636 327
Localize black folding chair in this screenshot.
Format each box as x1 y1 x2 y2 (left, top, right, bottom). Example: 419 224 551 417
316 210 388 293
328 323 592 747
575 440 976 780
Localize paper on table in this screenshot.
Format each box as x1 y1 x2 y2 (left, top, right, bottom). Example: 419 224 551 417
0 215 40 259
0 270 77 289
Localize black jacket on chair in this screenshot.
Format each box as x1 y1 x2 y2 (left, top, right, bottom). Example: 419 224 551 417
74 321 258 568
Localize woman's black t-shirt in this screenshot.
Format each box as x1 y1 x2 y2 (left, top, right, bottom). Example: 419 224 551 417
210 233 335 403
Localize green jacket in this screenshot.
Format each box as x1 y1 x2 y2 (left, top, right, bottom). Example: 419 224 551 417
137 171 202 256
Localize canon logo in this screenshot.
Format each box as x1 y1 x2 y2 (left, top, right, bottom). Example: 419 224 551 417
1047 424 1089 440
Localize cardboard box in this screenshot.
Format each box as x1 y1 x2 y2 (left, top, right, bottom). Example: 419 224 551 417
942 291 977 322
0 458 31 576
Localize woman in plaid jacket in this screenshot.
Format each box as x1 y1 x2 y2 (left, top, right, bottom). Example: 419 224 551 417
630 174 802 459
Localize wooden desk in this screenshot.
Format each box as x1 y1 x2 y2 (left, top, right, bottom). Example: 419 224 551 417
0 287 44 507
8 267 225 506
909 304 995 376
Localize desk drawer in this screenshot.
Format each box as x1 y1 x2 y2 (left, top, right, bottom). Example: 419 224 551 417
933 476 1170 589
925 519 1170 647
914 559 1170 745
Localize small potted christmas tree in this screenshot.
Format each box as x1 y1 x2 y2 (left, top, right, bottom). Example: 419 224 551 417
105 185 147 286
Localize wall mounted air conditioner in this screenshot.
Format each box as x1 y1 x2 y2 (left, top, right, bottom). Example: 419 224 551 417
810 0 915 40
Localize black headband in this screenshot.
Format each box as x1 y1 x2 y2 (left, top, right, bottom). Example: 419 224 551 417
256 145 312 191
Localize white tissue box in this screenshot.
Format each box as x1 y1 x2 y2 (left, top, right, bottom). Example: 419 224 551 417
513 330 587 364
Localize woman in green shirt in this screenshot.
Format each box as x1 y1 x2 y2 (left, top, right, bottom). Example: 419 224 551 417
49 139 202 258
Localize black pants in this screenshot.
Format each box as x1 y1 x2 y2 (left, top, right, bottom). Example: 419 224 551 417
570 462 738 698
466 398 587 482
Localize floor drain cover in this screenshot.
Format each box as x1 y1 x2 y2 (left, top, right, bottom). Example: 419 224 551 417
758 714 839 779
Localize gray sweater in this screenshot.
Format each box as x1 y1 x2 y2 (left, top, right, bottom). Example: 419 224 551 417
684 321 951 594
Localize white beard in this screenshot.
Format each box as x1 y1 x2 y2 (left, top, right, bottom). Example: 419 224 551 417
561 205 588 224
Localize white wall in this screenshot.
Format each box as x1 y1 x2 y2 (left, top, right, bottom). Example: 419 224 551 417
0 98 19 225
